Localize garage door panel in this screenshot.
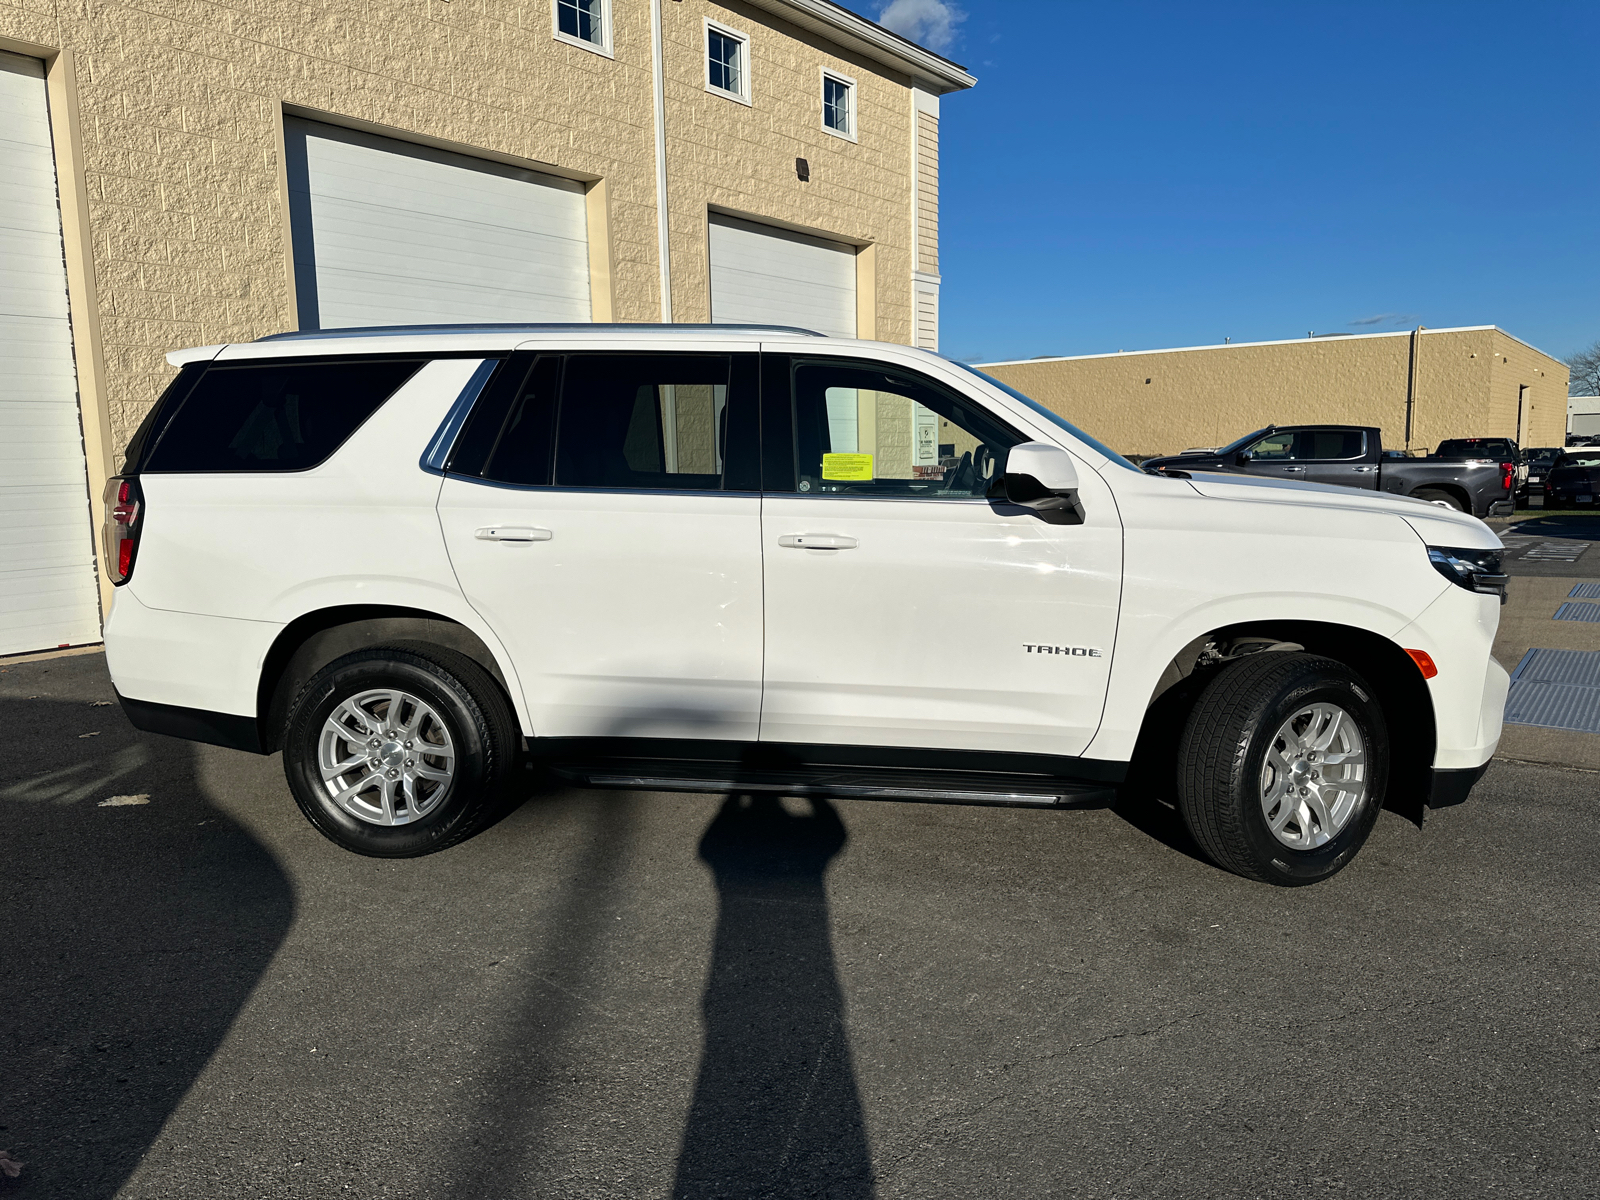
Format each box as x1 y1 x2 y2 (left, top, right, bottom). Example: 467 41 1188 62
0 504 100 567
303 201 590 310
287 117 591 330
0 322 79 398
302 141 587 226
708 214 856 338
0 569 102 651
0 51 101 656
307 269 586 328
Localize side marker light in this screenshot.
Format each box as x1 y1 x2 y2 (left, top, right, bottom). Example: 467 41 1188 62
1405 649 1439 679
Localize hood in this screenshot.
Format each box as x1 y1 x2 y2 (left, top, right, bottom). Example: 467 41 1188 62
1179 470 1501 550
1144 451 1226 471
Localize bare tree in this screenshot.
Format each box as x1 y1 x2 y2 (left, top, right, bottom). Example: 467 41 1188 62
1565 341 1600 396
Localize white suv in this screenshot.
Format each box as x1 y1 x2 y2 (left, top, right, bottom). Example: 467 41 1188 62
102 324 1510 885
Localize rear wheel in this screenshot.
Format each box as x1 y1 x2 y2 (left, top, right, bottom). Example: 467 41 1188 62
282 647 519 857
1412 486 1467 512
1176 652 1388 885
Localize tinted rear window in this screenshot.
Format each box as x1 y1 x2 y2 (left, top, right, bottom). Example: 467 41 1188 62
1297 429 1365 459
1434 439 1514 459
142 358 423 472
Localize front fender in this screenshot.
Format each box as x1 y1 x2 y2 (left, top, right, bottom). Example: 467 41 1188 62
1085 489 1450 761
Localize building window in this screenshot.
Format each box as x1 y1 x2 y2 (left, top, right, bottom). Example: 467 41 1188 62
705 21 750 104
821 70 856 140
555 0 611 57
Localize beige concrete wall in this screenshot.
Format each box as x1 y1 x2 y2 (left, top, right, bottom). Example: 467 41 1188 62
0 0 929 460
1487 329 1568 450
979 328 1568 458
664 1 917 342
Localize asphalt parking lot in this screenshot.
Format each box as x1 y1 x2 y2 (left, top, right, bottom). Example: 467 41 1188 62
3 651 1599 1200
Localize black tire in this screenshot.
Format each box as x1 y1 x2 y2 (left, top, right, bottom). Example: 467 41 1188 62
1412 487 1467 512
1176 652 1388 886
282 647 519 857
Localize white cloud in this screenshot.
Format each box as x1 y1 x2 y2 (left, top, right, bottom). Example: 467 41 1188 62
876 0 966 53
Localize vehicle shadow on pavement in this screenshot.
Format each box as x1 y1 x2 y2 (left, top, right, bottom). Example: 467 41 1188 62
671 793 874 1200
0 656 294 1199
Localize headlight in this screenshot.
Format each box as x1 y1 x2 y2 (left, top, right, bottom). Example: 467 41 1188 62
1428 545 1508 605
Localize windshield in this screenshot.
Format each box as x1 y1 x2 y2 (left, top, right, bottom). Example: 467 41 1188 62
1557 452 1600 468
951 362 1142 472
1215 427 1273 456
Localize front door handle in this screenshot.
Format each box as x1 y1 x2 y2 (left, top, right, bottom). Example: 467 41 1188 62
778 533 858 550
1282 466 1307 473
475 526 552 542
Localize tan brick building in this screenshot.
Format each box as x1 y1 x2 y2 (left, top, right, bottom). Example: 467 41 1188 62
0 0 972 654
979 326 1569 461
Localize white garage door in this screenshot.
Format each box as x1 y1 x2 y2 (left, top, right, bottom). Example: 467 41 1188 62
284 118 591 330
0 52 101 657
709 214 856 338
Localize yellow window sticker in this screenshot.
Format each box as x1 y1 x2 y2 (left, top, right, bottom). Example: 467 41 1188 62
821 453 873 481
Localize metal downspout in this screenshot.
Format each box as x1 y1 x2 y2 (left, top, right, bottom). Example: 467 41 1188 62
650 0 673 321
1405 325 1425 451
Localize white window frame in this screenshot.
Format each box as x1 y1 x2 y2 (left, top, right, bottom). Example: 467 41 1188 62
704 18 752 106
553 0 613 59
820 68 857 142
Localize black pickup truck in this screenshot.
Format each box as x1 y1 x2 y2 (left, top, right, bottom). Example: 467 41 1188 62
1143 425 1515 518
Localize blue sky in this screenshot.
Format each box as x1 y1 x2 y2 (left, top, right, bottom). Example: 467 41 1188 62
876 1 1600 368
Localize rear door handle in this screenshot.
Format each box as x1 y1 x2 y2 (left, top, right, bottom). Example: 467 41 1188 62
1351 465 1378 473
1282 466 1307 473
475 526 552 542
778 533 858 550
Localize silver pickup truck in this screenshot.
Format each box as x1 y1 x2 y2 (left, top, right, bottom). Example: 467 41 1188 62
1143 425 1515 517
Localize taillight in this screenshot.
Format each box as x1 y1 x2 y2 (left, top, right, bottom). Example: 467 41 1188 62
102 476 143 585
1500 462 1514 491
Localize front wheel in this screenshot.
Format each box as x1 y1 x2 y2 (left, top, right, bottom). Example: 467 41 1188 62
281 647 519 857
1177 652 1388 885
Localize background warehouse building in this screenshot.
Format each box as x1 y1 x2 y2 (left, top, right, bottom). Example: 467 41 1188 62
978 326 1568 461
0 1 971 657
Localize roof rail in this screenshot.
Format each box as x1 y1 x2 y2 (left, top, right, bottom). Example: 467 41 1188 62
254 322 826 342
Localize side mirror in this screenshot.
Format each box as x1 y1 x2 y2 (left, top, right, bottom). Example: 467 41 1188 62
1235 451 1252 465
994 442 1083 523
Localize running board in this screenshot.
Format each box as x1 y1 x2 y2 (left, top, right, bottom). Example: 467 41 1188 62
548 760 1114 809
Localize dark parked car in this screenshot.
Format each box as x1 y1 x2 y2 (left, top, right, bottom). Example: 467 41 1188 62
1144 425 1515 517
1521 448 1563 496
1545 449 1600 507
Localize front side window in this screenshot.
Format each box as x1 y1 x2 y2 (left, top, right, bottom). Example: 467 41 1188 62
706 23 749 102
791 361 1023 499
1245 431 1296 461
822 72 854 138
141 358 423 472
556 0 610 53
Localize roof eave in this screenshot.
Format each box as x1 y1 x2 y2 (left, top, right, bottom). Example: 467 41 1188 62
749 0 976 93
